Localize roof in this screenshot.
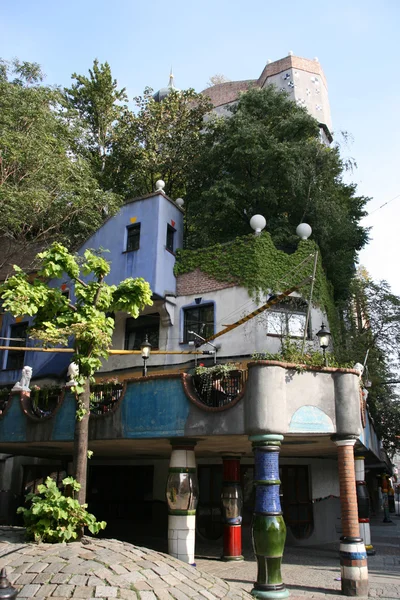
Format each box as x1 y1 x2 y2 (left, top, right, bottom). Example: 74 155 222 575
201 79 257 108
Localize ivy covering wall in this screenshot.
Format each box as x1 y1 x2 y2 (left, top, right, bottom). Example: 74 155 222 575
175 232 339 341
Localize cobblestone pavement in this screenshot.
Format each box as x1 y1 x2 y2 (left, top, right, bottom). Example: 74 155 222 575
0 527 251 600
0 517 399 600
196 516 400 599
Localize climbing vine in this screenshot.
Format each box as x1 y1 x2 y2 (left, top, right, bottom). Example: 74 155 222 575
175 233 339 342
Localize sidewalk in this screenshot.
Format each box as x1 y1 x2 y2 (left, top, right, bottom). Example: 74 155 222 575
196 515 400 599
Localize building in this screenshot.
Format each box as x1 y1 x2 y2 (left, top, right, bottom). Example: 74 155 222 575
202 53 333 144
0 54 390 597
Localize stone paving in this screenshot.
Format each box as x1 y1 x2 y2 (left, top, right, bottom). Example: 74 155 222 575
0 517 399 600
0 527 250 600
197 517 400 599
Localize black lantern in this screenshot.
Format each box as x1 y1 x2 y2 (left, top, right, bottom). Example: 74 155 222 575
140 335 152 377
0 569 18 599
316 323 331 366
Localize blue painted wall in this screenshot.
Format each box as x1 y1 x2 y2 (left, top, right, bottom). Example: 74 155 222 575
0 192 184 386
0 377 190 444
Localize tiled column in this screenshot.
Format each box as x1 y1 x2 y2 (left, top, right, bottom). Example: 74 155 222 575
335 438 368 597
166 440 198 565
221 456 243 561
355 454 375 555
249 434 289 599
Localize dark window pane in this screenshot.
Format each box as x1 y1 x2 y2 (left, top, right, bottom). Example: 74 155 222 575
6 322 28 370
166 224 175 253
125 314 160 350
126 224 141 252
184 304 214 342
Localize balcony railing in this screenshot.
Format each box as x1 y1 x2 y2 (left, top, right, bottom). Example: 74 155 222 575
90 383 124 415
30 387 63 418
192 369 247 408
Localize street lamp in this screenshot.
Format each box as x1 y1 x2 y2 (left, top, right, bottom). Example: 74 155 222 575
316 323 331 366
140 335 152 377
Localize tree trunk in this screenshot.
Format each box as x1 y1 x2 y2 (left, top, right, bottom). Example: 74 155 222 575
73 377 90 505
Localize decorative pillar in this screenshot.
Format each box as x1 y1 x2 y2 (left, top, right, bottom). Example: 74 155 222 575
381 474 392 523
166 440 198 565
355 455 375 555
221 456 243 561
249 434 289 600
335 438 368 597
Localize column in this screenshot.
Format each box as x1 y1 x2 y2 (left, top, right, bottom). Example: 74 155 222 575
335 438 368 597
249 434 289 600
166 440 198 565
221 456 243 561
354 454 375 555
381 474 392 523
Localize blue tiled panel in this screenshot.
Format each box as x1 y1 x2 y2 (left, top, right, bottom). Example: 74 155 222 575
121 378 190 438
52 392 76 441
0 394 26 442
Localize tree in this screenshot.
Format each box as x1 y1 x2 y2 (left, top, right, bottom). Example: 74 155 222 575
0 58 121 277
185 86 369 301
0 243 153 504
64 59 128 184
206 74 231 87
110 87 213 199
338 272 400 456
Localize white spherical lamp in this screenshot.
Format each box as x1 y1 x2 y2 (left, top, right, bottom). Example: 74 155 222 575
250 214 266 235
175 197 184 207
155 180 165 191
296 223 312 240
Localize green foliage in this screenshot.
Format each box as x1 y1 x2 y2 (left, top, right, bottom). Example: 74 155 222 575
336 272 400 455
194 362 238 376
0 243 153 381
0 58 121 275
252 338 352 369
185 86 369 301
64 59 128 185
110 87 214 198
17 476 106 543
175 231 339 341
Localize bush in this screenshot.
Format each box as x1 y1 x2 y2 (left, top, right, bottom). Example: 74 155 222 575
17 476 106 543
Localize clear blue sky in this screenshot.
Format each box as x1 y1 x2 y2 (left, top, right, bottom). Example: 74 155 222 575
1 0 399 291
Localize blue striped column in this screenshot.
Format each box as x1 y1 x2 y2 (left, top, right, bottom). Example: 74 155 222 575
250 434 289 599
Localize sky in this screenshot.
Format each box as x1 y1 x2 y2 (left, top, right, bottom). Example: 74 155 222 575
1 0 399 291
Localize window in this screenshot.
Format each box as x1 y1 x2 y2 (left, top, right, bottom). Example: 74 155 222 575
267 299 310 338
166 224 176 253
183 304 214 343
126 223 141 252
125 313 160 350
6 322 28 370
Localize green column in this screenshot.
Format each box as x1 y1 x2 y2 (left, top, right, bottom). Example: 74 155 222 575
250 434 289 599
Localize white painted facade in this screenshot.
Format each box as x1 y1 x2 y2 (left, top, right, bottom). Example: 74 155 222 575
99 286 329 374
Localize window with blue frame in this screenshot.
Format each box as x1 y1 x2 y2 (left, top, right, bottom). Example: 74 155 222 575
183 304 214 343
6 322 28 370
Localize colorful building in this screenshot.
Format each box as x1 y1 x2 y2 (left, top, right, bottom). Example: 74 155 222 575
0 182 391 598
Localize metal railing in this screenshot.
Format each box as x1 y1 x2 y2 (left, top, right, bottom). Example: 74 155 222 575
90 383 124 415
192 369 247 408
30 387 63 418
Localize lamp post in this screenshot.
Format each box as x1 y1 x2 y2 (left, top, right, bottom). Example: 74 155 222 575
140 335 152 377
316 322 331 366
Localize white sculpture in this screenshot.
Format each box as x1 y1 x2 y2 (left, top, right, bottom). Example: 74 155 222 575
66 362 79 387
12 365 33 392
353 363 364 377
